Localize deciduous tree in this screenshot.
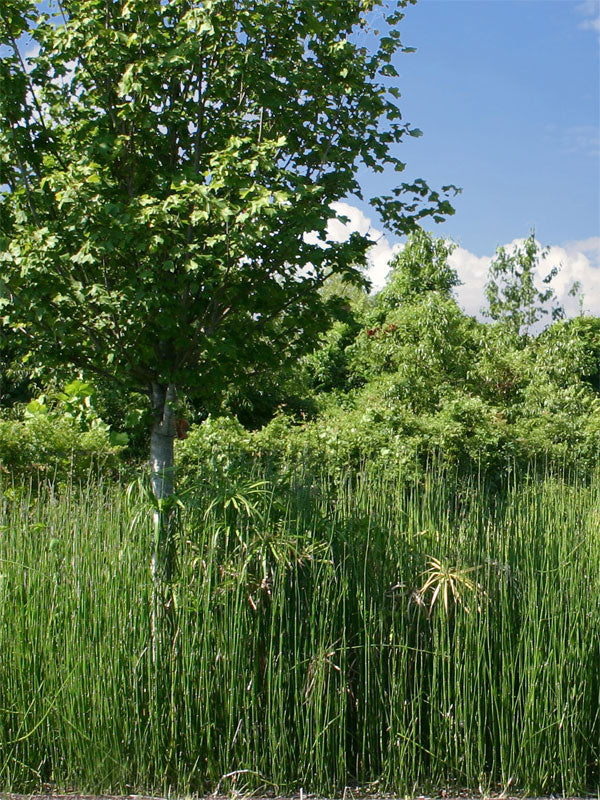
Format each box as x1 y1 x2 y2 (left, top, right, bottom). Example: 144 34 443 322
483 232 563 337
0 0 455 575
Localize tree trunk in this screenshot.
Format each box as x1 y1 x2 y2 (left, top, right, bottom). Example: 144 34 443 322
150 382 177 585
147 384 180 744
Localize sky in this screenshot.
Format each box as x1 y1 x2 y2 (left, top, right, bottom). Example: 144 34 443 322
332 0 600 319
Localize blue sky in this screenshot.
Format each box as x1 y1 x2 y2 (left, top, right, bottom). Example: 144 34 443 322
338 0 600 316
363 0 599 252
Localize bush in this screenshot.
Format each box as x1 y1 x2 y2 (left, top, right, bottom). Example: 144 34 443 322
0 414 124 483
177 378 600 487
0 380 127 483
177 415 255 483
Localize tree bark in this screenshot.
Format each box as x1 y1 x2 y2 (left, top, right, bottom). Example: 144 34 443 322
150 382 177 584
150 382 176 498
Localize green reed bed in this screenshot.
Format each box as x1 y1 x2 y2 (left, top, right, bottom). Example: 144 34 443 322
0 468 598 796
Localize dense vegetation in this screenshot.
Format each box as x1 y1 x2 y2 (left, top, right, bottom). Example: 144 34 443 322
2 229 599 484
0 467 598 795
0 229 599 796
1 0 599 795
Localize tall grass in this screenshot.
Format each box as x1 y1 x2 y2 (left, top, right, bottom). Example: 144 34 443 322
0 466 598 796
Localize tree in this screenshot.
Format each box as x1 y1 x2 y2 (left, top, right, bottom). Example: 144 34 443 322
0 329 35 408
537 316 600 394
483 231 563 337
0 0 455 577
375 227 460 316
347 260 476 410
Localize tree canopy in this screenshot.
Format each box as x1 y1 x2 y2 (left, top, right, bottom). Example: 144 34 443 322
483 232 563 337
375 226 460 315
0 0 455 403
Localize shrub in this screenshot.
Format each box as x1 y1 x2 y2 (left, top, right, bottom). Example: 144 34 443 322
0 380 127 483
0 414 124 483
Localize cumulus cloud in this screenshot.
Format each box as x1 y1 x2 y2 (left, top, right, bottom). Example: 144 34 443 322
576 0 600 34
304 201 402 289
368 235 404 290
450 248 493 317
450 236 600 320
306 203 600 322
326 202 373 241
546 237 600 316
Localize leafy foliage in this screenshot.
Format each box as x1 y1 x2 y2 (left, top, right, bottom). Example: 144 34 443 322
483 231 564 336
177 230 600 481
0 329 33 408
375 226 460 315
0 0 454 417
0 380 127 481
0 413 124 483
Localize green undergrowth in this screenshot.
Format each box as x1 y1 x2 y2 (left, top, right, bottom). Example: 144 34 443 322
0 466 598 796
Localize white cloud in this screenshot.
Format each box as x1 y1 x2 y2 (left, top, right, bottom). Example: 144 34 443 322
329 202 404 289
576 0 600 34
450 236 600 320
450 248 493 316
327 202 373 241
367 236 404 289
567 236 600 255
307 203 600 323
546 237 600 316
304 202 402 289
